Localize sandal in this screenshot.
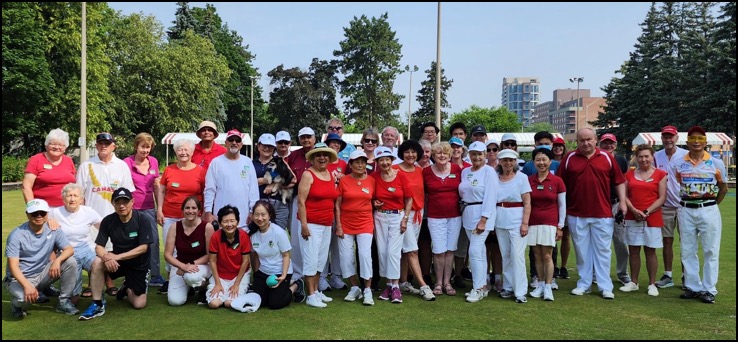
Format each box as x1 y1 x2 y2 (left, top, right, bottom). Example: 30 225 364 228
432 284 443 296
105 286 119 297
81 287 93 298
444 284 457 296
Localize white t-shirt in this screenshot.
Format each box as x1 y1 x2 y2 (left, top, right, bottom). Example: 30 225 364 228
250 223 292 276
653 147 688 208
459 165 498 231
49 205 102 250
495 171 532 229
204 154 260 228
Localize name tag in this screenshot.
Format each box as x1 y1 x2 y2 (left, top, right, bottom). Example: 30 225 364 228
646 178 653 183
172 182 180 188
388 187 396 192
537 185 544 190
232 242 240 250
449 174 456 179
43 164 53 170
149 170 157 175
366 165 374 170
129 231 138 238
361 187 370 194
191 241 200 248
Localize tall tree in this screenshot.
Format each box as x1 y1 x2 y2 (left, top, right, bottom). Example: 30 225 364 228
167 2 198 41
334 13 403 128
411 61 453 139
448 105 521 135
705 2 736 136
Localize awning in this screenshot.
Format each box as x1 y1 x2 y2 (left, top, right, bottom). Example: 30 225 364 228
160 132 252 146
632 132 733 146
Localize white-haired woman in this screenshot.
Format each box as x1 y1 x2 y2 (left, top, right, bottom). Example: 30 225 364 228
23 128 76 208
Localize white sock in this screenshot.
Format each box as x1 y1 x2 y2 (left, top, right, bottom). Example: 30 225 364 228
664 271 672 277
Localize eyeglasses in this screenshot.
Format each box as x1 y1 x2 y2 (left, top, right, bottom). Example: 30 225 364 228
502 141 517 147
277 141 290 145
423 130 436 134
487 148 498 152
48 143 66 148
328 126 343 131
29 211 47 218
363 139 378 144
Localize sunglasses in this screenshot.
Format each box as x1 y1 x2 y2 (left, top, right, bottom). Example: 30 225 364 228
226 138 242 143
487 148 498 152
364 139 378 144
30 211 47 218
277 141 290 145
503 141 517 147
687 136 707 143
328 126 343 131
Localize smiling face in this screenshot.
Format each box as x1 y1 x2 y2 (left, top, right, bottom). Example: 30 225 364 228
299 135 316 149
182 198 200 222
382 129 398 147
63 187 82 213
96 140 116 159
469 151 485 167
219 213 239 236
252 204 271 229
136 143 152 159
46 140 67 159
534 152 551 173
113 198 133 217
500 158 517 172
26 210 48 228
377 156 393 171
362 135 379 153
226 136 243 155
687 133 706 153
258 143 275 158
311 152 330 170
350 157 367 175
451 144 464 159
402 148 418 165
661 133 677 150
198 127 217 142
176 144 192 163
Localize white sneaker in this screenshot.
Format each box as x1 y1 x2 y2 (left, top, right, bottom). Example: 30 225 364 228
344 286 363 302
571 287 588 296
647 284 659 297
619 282 639 292
399 282 420 294
466 289 483 303
529 286 544 298
418 285 436 301
316 291 333 303
551 278 559 290
328 275 347 290
530 275 540 289
602 290 615 299
306 295 327 308
318 277 331 292
362 289 374 306
543 286 554 301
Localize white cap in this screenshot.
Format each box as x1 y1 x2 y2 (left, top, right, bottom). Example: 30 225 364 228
486 139 500 147
501 133 516 142
298 127 315 137
348 150 368 163
26 199 50 213
497 149 519 160
258 133 276 147
374 146 396 160
468 141 486 152
275 131 291 142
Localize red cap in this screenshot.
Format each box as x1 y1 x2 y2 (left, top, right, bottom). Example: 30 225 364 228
553 137 565 145
226 129 242 140
599 133 617 143
661 125 678 135
687 126 706 136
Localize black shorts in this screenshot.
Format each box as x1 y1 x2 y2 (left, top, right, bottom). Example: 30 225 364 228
109 265 150 296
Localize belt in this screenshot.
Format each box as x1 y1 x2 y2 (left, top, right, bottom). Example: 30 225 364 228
461 201 483 206
680 201 717 209
376 209 403 214
497 202 523 208
610 198 619 205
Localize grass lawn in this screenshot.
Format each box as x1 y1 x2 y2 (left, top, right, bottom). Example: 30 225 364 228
2 189 736 340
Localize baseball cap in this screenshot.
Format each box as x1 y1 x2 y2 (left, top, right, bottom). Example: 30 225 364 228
661 125 678 135
468 141 486 153
449 137 464 146
226 129 242 141
687 126 706 136
275 131 291 142
501 133 516 142
553 137 566 145
374 146 396 160
258 133 276 147
196 121 219 138
497 149 519 160
26 199 50 214
599 133 617 143
471 125 487 135
298 127 315 137
96 132 115 143
348 150 368 163
111 188 133 202
486 139 500 147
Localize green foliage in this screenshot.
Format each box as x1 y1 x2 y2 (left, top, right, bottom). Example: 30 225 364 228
411 61 453 140
334 13 403 129
1 157 26 182
523 122 556 134
448 105 522 135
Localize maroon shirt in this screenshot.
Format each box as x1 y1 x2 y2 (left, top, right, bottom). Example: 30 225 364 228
286 147 312 185
423 164 462 218
528 173 566 226
558 148 625 218
175 220 208 264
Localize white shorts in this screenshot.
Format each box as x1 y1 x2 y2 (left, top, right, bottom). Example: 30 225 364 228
625 220 663 248
427 217 462 254
402 210 421 253
207 271 251 303
527 225 556 247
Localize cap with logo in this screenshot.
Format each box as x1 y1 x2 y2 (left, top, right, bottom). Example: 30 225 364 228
553 137 566 145
226 129 243 141
661 125 678 136
468 141 486 153
374 146 396 160
449 137 464 146
26 199 50 214
111 188 133 202
471 125 487 135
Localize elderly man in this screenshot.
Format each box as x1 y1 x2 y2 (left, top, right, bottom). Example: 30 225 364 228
79 188 155 320
653 125 688 288
203 129 260 229
192 120 226 172
558 128 626 300
672 126 727 304
326 117 356 162
381 126 401 153
4 199 79 318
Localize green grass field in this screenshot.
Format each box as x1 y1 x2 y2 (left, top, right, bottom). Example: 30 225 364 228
2 189 736 340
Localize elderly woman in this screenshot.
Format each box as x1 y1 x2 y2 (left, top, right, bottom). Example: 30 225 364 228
620 144 667 297
459 142 499 303
253 133 291 230
23 129 76 208
164 196 214 306
48 183 102 303
356 128 380 175
321 133 348 291
495 149 532 303
286 127 317 284
423 142 463 296
297 142 339 308
335 151 376 305
527 148 566 302
124 133 164 286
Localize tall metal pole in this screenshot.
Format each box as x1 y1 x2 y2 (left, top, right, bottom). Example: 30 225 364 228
79 2 88 163
405 65 418 138
569 77 583 133
434 2 442 138
250 76 256 158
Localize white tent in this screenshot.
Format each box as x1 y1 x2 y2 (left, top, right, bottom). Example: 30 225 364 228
632 132 733 146
161 132 252 161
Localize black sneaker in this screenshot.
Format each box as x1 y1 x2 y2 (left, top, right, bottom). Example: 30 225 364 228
36 291 50 303
116 285 128 300
553 267 560 279
461 267 473 281
559 267 570 279
43 285 61 297
680 289 702 299
701 292 715 304
196 287 208 305
293 278 306 303
158 281 169 294
453 275 466 289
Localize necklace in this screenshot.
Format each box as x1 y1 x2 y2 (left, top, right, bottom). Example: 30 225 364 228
351 174 365 185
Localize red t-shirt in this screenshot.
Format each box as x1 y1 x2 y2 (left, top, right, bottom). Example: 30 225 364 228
372 171 412 211
327 159 348 175
528 173 566 226
159 164 206 218
192 142 226 172
209 229 251 281
423 164 462 218
392 165 424 211
305 170 339 226
558 149 625 218
25 153 76 207
624 169 667 227
338 175 375 234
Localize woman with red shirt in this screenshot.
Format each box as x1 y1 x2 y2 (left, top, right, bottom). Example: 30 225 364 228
22 128 76 208
620 144 667 297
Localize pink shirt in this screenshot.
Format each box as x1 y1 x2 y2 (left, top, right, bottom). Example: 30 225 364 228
124 155 160 209
25 153 76 207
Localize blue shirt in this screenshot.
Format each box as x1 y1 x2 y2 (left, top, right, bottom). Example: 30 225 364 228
5 222 71 277
337 144 357 163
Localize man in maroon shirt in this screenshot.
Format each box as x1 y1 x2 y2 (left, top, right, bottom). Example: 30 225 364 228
558 128 626 300
192 120 226 172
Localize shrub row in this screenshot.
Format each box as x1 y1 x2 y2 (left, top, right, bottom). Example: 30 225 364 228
2 156 26 183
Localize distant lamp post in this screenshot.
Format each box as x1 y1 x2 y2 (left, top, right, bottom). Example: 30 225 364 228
405 64 419 138
249 75 259 157
569 77 583 133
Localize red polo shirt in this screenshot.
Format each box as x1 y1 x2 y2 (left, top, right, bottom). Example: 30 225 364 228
528 173 566 226
558 148 625 218
209 229 252 281
192 142 226 171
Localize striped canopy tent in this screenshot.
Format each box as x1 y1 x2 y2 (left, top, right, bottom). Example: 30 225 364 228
160 132 252 161
632 132 733 147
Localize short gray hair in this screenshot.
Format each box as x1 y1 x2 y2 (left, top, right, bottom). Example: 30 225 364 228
173 139 195 152
418 139 432 150
326 117 343 131
61 183 84 200
45 128 70 148
381 126 399 137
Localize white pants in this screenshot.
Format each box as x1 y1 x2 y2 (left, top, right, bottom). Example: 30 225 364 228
338 233 373 280
289 198 303 280
402 210 421 253
568 216 614 292
679 205 721 295
427 217 462 254
168 265 212 306
611 203 629 279
374 211 404 280
321 224 343 277
465 228 491 289
496 228 528 297
300 223 332 277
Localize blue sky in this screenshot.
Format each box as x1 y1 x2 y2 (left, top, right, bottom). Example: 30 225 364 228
109 2 652 119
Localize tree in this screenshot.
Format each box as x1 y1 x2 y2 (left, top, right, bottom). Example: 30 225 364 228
705 2 736 136
334 13 403 128
447 105 521 135
167 2 198 40
411 61 453 140
523 122 556 134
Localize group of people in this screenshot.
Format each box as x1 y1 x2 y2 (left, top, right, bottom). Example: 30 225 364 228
5 119 727 319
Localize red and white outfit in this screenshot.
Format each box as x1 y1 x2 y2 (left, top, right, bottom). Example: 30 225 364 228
393 165 425 253
527 173 566 247
337 176 375 281
372 171 412 280
299 170 338 277
423 164 462 254
624 169 667 248
286 148 312 280
495 171 532 298
207 229 253 308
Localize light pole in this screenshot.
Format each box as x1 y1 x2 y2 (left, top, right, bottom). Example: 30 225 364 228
569 77 583 133
434 2 442 136
79 2 88 162
584 97 604 128
405 64 419 138
249 75 258 158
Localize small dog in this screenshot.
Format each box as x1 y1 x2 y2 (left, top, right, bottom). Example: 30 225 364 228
263 157 294 204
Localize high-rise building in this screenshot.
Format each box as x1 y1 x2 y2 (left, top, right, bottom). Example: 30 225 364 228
501 77 540 127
